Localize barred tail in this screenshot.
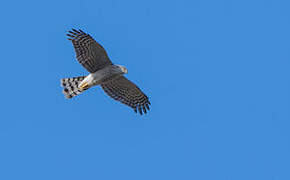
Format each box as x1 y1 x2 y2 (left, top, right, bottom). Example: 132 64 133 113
60 76 87 98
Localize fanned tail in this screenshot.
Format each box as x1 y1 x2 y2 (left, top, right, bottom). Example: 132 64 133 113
60 76 87 98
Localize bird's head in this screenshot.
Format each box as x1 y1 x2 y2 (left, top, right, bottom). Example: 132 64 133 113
115 65 128 74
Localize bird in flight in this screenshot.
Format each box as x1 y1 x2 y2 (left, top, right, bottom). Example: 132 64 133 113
61 29 150 115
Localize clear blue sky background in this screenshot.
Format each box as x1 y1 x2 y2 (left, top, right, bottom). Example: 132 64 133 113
0 0 290 179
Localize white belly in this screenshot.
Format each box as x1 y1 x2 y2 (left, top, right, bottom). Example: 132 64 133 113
78 66 120 89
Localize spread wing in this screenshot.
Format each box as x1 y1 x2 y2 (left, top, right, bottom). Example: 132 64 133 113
101 76 151 115
67 29 113 73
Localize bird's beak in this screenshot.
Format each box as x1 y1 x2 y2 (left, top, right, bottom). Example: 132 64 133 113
123 67 128 74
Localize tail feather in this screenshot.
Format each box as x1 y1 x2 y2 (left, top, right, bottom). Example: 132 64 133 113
61 76 86 98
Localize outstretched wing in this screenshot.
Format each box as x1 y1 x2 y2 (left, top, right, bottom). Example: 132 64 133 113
67 29 113 73
101 76 151 115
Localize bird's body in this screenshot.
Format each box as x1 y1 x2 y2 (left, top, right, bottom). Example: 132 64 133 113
79 65 127 90
61 29 150 114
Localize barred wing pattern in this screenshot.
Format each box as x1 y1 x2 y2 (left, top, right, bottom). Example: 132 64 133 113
101 76 151 115
67 29 112 73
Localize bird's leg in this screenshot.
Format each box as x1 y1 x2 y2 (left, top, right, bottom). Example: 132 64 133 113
80 82 89 90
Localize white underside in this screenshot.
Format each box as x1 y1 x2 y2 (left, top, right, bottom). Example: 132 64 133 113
78 71 106 89
78 65 125 89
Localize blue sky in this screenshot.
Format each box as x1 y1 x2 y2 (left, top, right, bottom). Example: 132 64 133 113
1 0 290 179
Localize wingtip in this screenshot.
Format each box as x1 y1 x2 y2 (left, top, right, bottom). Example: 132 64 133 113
66 28 87 38
67 33 75 37
138 106 143 115
145 104 150 111
72 28 79 32
142 105 147 114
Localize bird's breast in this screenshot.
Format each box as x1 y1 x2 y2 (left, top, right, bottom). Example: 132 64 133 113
90 68 120 86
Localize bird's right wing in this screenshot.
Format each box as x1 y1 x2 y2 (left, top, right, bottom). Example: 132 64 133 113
67 29 113 73
101 76 151 115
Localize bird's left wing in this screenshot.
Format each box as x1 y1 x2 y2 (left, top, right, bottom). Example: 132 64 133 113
67 29 113 73
101 76 151 115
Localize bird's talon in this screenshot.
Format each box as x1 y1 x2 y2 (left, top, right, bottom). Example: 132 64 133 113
80 82 89 90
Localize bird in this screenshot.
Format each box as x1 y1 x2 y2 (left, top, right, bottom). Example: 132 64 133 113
60 29 150 115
